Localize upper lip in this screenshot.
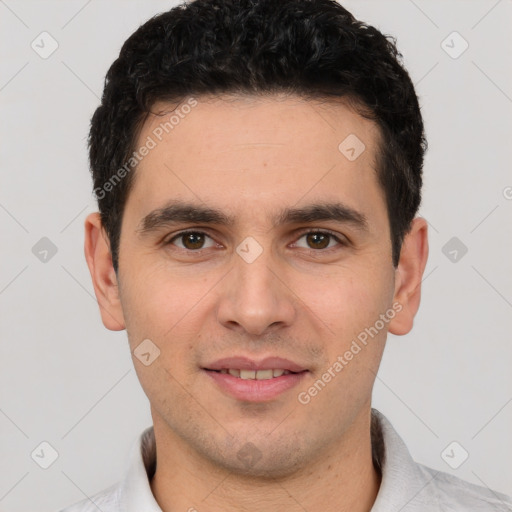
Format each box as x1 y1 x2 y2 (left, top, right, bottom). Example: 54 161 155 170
203 356 308 373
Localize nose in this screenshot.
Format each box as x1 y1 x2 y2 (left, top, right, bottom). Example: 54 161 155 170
216 247 297 336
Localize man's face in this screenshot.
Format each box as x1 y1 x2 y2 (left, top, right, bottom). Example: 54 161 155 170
115 95 398 476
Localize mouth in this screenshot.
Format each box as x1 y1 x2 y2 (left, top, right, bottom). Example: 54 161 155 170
206 368 300 380
202 356 309 402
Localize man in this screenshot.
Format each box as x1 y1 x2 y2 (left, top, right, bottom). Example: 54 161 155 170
62 0 512 510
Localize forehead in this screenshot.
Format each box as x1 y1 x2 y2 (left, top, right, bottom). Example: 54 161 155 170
127 94 385 222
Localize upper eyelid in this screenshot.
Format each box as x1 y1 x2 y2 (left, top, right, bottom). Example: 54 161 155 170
291 228 347 244
167 229 218 247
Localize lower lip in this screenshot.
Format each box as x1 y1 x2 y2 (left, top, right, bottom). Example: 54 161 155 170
204 370 307 402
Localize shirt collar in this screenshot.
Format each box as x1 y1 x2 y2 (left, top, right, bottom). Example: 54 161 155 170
370 409 437 511
118 409 435 511
120 426 161 512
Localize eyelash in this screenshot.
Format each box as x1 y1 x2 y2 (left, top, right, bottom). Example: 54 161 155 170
165 229 348 254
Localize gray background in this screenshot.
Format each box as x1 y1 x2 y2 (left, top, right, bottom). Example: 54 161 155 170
1 1 511 511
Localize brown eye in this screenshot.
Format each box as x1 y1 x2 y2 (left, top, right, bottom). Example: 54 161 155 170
168 231 215 250
293 230 344 251
305 232 330 249
182 232 205 249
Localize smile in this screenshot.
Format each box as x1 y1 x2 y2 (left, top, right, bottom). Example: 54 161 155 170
215 368 294 379
204 368 308 402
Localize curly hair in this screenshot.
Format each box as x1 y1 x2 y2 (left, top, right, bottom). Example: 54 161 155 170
89 0 426 271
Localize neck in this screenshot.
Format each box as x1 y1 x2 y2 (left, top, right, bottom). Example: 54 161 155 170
149 409 381 512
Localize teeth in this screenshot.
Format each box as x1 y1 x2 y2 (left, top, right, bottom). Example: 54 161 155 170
221 369 292 380
255 369 273 380
240 369 256 380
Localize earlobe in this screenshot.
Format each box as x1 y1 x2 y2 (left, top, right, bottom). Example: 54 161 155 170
388 217 429 336
84 212 126 331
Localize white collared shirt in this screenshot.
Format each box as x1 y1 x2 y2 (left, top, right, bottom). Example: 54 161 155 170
60 409 512 511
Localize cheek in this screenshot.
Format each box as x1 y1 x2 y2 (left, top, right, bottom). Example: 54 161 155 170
119 260 222 374
296 265 393 338
296 270 391 409
120 268 209 397
119 265 194 341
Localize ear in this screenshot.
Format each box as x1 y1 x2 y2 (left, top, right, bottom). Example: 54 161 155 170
388 217 429 336
84 212 125 331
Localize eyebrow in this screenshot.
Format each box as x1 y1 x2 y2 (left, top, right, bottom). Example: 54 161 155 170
136 199 368 237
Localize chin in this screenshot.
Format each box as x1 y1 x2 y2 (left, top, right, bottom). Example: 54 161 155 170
198 433 310 480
